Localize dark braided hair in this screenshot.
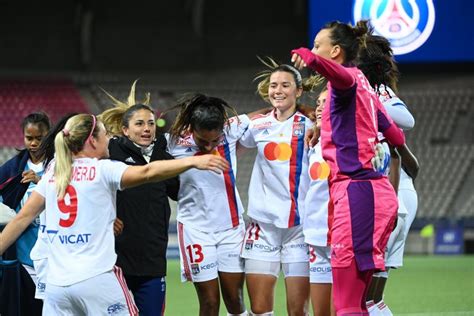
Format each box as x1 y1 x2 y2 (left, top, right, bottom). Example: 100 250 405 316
357 34 400 93
168 93 238 139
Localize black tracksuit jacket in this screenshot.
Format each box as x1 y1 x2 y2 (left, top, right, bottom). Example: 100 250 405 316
109 135 179 277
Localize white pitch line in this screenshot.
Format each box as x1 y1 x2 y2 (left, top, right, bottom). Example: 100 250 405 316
398 312 474 316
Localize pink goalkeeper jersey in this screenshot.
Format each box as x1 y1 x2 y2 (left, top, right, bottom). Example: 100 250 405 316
290 48 403 271
166 115 249 233
320 66 403 183
239 110 311 229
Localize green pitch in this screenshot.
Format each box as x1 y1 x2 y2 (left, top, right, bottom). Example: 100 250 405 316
164 256 474 315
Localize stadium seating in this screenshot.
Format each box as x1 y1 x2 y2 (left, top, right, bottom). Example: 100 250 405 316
0 75 472 223
0 79 89 148
398 86 474 219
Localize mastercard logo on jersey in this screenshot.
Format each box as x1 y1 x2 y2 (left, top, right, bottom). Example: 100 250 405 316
309 161 330 180
264 142 292 161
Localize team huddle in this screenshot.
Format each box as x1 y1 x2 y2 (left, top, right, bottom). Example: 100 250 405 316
0 20 419 316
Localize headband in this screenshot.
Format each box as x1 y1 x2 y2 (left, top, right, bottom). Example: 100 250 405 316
87 115 97 141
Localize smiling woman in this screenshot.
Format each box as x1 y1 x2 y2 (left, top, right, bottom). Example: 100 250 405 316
238 62 317 315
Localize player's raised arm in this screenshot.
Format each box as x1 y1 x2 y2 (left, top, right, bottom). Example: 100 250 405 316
291 48 355 90
120 154 228 189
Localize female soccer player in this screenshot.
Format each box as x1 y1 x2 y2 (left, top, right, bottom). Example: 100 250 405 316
0 113 228 315
239 63 319 316
166 93 265 316
291 20 405 315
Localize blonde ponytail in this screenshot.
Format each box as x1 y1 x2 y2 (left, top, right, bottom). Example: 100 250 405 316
54 131 74 198
302 75 325 93
53 114 98 198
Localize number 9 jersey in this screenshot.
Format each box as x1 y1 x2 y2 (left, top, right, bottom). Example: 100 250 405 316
34 158 129 286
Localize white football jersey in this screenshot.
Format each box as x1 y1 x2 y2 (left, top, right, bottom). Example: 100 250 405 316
30 161 52 261
378 84 415 212
34 158 128 286
303 142 332 247
239 110 311 229
377 84 414 142
378 84 415 131
166 115 250 233
399 168 415 191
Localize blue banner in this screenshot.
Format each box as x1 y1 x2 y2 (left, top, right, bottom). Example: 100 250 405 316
308 0 474 62
434 227 464 255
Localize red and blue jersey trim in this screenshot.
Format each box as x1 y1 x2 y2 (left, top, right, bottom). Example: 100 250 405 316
288 115 305 227
217 141 240 227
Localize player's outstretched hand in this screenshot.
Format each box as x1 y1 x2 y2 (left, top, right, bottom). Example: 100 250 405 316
291 47 316 70
192 154 229 174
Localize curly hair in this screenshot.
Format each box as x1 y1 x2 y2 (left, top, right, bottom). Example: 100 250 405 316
357 34 400 93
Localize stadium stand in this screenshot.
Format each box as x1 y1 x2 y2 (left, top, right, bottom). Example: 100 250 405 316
0 74 473 225
0 79 90 148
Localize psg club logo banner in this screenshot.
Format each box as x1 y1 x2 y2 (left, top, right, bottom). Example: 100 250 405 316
353 0 435 55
